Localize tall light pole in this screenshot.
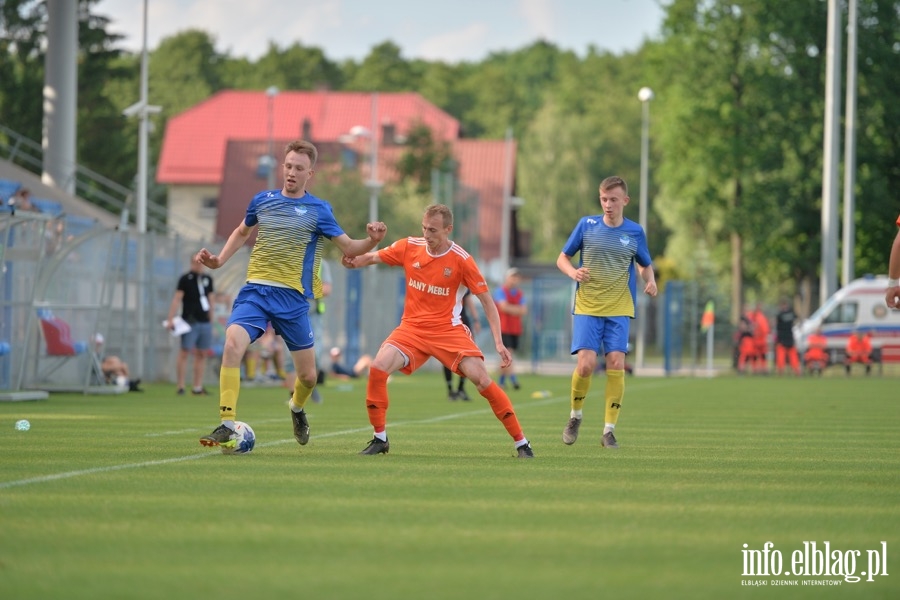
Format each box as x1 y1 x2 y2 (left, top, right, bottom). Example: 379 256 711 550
121 0 160 380
636 86 654 370
367 93 381 225
266 86 279 190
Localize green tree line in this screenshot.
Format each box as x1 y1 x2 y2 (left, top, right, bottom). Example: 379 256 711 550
1 0 897 317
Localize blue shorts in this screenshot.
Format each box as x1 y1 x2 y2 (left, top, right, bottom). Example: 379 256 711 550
571 315 630 355
228 283 313 352
181 321 212 351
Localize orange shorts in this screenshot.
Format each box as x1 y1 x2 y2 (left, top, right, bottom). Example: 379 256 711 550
382 323 482 376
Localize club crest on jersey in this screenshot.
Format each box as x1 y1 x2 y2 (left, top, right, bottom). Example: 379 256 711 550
296 207 307 215
620 235 631 247
443 267 452 278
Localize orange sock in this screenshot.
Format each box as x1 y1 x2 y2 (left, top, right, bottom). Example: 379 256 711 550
480 382 525 442
366 367 390 434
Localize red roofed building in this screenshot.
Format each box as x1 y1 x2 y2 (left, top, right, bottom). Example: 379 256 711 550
157 90 520 265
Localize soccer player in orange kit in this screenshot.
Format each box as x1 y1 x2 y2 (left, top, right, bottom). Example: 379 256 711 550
342 204 534 458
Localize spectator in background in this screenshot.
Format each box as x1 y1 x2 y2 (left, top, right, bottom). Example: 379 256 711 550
94 334 142 392
13 188 40 213
774 298 801 376
750 303 770 373
803 328 829 375
735 313 756 374
166 261 214 395
329 346 373 380
844 330 873 376
494 267 527 390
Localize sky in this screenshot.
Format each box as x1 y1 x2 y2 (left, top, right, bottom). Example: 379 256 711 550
93 0 666 64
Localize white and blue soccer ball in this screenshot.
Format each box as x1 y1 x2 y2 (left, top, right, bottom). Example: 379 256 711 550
221 421 256 455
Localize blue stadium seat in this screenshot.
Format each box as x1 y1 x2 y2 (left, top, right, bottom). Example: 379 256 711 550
0 178 21 202
64 215 98 237
0 179 21 211
31 198 64 216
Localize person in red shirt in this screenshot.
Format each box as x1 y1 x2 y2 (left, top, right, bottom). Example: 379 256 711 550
751 303 770 373
803 328 829 375
343 204 534 458
844 330 873 375
494 268 527 390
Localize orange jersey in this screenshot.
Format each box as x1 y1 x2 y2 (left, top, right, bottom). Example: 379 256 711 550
377 237 489 329
807 333 827 349
846 335 872 356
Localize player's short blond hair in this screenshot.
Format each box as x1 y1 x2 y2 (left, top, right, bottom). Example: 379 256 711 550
284 139 318 167
424 203 453 228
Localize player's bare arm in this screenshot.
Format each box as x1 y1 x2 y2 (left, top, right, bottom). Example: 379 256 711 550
195 221 253 269
341 252 383 269
638 264 658 297
556 252 590 282
332 222 387 258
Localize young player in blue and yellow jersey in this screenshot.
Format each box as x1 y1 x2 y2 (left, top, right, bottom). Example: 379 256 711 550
195 140 387 450
556 176 657 449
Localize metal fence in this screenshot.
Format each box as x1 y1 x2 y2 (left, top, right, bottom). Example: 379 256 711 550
3 211 747 399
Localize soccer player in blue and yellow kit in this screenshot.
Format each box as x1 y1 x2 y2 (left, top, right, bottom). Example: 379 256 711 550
195 140 387 450
556 176 657 449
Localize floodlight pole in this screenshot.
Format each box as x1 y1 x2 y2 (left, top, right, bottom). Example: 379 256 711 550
636 87 654 370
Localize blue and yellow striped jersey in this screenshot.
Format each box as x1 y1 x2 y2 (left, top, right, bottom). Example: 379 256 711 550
244 190 344 297
561 216 652 318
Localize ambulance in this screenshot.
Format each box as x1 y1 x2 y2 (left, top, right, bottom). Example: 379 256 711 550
794 275 900 353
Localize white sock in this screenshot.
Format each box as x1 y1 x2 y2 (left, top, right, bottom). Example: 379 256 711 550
604 423 615 434
570 410 583 419
515 438 529 448
374 431 387 442
222 419 235 430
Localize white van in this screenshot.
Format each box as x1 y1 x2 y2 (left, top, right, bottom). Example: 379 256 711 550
794 275 900 353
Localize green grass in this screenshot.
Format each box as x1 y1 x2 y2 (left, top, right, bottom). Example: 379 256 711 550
1 373 898 599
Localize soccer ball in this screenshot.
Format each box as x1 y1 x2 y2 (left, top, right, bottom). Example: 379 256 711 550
221 421 256 455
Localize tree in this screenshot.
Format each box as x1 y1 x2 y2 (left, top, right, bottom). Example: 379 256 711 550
394 123 453 193
233 42 344 91
0 0 46 142
346 41 417 91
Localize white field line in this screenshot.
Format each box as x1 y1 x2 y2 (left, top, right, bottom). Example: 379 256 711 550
0 379 681 490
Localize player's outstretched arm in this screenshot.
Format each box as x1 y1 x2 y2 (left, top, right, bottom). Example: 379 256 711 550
332 222 387 258
195 221 253 269
342 252 383 269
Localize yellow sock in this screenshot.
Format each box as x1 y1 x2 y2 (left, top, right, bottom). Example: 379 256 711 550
245 357 256 380
571 371 592 412
290 378 314 411
604 369 625 426
219 367 241 421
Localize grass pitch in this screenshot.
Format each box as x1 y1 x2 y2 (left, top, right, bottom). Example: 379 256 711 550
1 372 897 599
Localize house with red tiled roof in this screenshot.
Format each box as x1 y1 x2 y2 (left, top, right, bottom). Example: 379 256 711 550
156 90 519 265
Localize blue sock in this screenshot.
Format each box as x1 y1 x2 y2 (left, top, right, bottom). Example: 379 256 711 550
499 375 506 386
